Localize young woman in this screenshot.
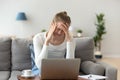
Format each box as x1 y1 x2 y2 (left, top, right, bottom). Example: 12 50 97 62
33 11 76 75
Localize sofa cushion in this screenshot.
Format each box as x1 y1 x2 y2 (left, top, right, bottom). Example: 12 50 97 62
11 38 32 70
9 71 21 80
75 37 94 62
0 71 10 80
0 37 11 70
81 61 105 75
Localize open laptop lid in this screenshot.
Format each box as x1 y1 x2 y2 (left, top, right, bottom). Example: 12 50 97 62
41 58 80 80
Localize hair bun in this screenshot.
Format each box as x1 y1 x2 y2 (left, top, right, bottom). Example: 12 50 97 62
62 11 67 16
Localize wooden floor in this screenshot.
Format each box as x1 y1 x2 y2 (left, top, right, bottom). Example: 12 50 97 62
99 57 120 80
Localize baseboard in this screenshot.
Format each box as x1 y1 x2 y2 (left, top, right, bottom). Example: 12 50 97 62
103 54 120 58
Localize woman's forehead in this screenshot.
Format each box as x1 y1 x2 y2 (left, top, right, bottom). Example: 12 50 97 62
57 22 64 25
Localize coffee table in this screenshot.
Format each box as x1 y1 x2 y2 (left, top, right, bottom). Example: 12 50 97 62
17 75 88 80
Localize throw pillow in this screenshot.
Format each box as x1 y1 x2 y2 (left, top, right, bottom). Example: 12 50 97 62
29 44 40 75
81 61 105 75
12 38 32 70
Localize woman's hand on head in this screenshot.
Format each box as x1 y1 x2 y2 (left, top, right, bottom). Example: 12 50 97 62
45 21 56 45
61 23 71 42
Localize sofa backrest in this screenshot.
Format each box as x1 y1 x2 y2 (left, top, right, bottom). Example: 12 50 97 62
0 37 94 71
0 37 11 70
11 38 32 70
75 37 94 62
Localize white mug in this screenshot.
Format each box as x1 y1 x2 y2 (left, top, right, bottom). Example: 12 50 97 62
22 69 32 76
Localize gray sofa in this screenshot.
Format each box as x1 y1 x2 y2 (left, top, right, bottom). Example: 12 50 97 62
0 37 117 80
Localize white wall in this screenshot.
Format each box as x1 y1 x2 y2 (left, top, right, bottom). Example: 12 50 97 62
0 0 120 57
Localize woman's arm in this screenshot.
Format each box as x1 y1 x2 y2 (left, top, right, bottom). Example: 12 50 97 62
33 33 48 69
60 23 76 59
66 35 76 59
33 21 56 69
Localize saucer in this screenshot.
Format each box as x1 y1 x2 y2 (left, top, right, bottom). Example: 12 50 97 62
21 74 35 77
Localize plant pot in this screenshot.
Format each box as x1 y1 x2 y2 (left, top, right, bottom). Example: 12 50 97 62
94 51 102 59
77 33 82 37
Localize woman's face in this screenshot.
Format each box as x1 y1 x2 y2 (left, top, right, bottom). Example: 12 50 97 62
53 22 68 36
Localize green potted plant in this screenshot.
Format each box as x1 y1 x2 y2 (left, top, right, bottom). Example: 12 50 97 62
93 13 106 59
41 29 46 32
77 29 83 37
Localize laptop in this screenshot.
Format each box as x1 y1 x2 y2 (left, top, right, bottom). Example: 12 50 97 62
41 58 80 80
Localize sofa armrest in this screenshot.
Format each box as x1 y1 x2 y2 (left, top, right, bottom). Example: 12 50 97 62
81 61 105 75
96 61 117 80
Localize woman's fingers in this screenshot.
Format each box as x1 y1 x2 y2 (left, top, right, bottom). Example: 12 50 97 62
50 21 57 31
59 23 68 34
46 21 57 44
62 23 69 30
61 23 71 41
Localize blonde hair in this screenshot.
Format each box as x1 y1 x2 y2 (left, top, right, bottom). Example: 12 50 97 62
53 11 71 25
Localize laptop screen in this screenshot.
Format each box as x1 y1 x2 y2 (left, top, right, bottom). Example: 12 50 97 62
41 58 81 79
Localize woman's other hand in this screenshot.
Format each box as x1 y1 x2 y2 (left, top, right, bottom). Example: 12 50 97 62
61 23 71 42
45 21 56 45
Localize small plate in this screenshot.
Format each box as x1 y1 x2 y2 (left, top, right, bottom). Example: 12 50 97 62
21 74 35 77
